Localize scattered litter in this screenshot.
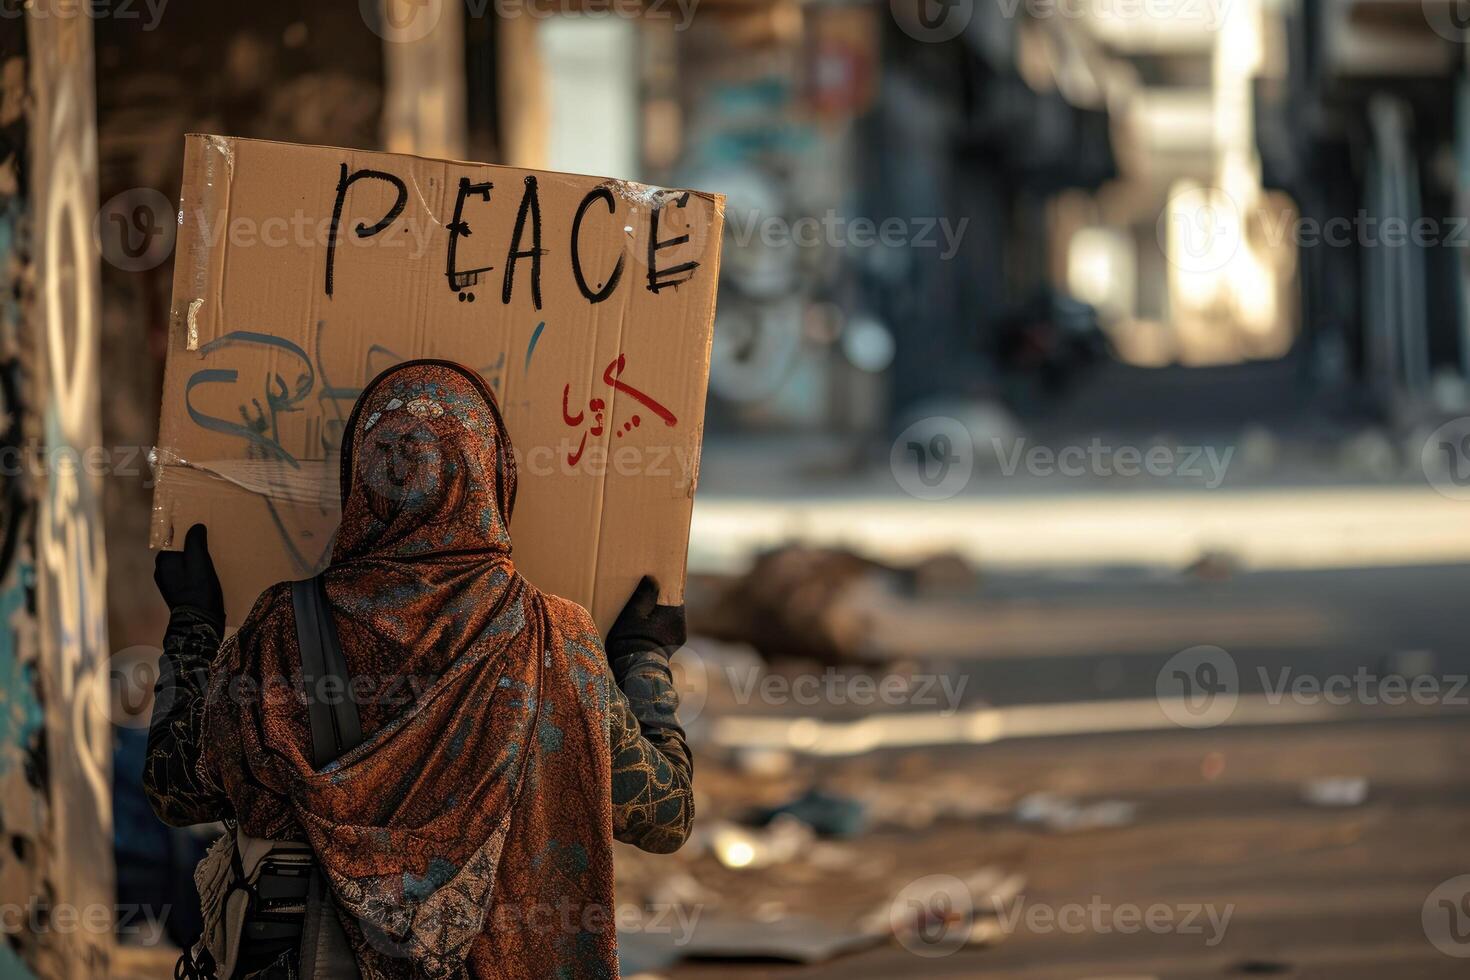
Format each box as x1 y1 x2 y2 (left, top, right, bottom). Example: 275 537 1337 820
805 841 860 873
751 900 786 923
966 916 1009 947
886 885 972 952
643 870 713 910
731 747 795 779
865 866 1026 952
1015 792 1137 832
755 787 869 838
707 815 813 870
1301 776 1368 808
681 914 882 964
963 866 1027 917
860 778 1010 830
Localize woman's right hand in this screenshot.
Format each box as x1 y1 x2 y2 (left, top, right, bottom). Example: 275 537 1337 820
154 523 226 630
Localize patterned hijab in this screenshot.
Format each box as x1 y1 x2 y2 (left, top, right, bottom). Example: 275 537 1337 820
203 360 619 979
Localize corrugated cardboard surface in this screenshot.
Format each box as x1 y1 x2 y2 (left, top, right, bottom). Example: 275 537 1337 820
152 135 724 631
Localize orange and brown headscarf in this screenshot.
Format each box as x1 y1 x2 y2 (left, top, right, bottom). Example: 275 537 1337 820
203 360 619 979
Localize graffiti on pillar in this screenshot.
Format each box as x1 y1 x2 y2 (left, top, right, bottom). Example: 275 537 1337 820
26 7 112 977
39 59 110 814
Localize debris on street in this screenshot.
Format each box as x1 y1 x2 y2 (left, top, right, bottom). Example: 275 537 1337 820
1014 792 1139 833
1301 776 1369 808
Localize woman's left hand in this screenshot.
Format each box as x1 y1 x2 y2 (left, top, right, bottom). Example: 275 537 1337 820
606 576 685 673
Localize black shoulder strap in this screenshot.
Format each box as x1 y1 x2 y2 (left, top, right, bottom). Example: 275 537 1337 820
291 575 363 768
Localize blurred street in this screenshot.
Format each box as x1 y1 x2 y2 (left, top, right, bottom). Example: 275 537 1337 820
11 0 1470 974
661 715 1470 978
614 550 1470 977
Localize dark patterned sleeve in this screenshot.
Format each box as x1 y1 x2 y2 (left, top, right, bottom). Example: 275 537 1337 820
144 606 231 827
608 650 694 854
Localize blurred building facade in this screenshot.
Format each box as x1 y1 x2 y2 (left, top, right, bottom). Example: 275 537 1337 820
1259 0 1469 420
57 0 1470 637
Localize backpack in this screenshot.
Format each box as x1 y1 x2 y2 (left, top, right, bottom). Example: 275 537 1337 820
179 576 364 980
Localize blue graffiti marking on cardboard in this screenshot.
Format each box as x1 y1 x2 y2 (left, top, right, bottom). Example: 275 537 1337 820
182 321 508 575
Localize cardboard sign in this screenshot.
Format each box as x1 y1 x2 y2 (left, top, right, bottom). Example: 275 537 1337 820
151 135 723 631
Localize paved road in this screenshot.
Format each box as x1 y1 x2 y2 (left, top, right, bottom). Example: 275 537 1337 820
667 715 1470 979
652 559 1470 978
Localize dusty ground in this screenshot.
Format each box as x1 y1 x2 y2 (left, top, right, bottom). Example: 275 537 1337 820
623 715 1470 979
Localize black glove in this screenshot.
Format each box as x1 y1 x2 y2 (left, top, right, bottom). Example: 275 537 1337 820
606 575 685 673
154 523 225 631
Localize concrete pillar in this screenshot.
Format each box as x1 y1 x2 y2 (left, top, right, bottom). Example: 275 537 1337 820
6 4 114 976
